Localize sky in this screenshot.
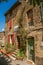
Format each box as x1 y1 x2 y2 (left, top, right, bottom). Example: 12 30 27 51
0 0 17 32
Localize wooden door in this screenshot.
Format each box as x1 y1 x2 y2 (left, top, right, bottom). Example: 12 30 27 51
28 37 35 62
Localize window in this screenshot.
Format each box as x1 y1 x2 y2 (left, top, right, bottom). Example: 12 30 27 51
14 25 19 32
12 7 18 18
40 42 43 50
10 11 12 16
28 21 34 26
8 34 14 45
27 9 33 19
24 0 26 1
6 14 10 22
9 19 12 29
42 32 43 42
40 2 43 21
27 9 34 26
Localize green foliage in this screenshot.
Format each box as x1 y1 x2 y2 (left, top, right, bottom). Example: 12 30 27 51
5 43 11 53
5 43 15 53
6 43 11 48
16 50 20 57
16 50 25 58
20 38 26 53
20 51 25 58
18 5 27 55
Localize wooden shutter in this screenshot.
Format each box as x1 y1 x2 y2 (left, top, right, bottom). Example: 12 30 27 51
9 19 12 29
8 35 10 43
12 34 14 45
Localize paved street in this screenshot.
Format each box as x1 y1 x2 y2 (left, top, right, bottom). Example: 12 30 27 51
0 52 35 65
10 60 31 65
0 52 11 65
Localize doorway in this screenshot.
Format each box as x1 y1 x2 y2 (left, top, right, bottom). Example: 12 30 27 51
28 37 35 62
17 36 21 49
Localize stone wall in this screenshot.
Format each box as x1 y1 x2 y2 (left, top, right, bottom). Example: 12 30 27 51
0 32 5 47
5 1 43 64
35 56 43 65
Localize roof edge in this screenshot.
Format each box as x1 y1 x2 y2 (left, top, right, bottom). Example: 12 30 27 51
5 1 21 16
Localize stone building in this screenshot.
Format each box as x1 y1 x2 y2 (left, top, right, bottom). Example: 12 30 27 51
0 31 5 47
5 0 43 65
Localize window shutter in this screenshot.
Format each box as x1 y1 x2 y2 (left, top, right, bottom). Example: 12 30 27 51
9 19 12 29
12 34 14 45
8 35 10 43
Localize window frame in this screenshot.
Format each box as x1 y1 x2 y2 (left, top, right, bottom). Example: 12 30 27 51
27 9 34 26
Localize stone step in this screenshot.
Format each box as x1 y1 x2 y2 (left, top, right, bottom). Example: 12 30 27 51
11 53 16 58
9 52 17 61
0 51 16 61
12 52 17 55
9 55 16 61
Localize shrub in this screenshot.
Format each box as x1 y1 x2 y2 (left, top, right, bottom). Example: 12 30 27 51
5 43 12 53
16 50 25 59
5 43 16 53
